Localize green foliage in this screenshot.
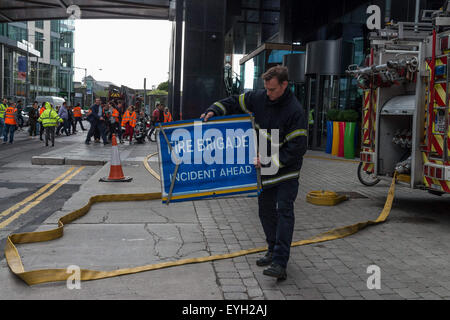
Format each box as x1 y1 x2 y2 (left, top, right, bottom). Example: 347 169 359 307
157 80 169 92
149 89 168 95
326 109 340 121
341 109 359 122
327 108 359 122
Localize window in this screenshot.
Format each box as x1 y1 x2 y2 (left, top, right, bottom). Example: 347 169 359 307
35 20 44 29
50 37 60 61
8 25 27 42
35 32 44 56
51 20 60 33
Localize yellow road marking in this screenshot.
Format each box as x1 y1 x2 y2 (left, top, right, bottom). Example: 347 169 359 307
0 167 85 229
0 167 76 219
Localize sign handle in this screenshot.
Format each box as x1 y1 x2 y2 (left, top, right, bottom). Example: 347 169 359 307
159 123 180 205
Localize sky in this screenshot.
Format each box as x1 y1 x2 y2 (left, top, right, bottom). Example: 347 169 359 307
73 19 172 90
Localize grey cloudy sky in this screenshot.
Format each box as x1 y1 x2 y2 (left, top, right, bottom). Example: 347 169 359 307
73 19 172 90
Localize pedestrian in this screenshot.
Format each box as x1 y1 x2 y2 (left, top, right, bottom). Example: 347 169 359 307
38 102 63 147
0 98 7 137
3 101 19 144
163 106 173 123
39 102 46 141
108 102 122 143
72 103 86 132
121 105 137 144
85 98 108 145
56 102 70 136
16 100 24 130
28 101 39 137
148 103 164 139
201 65 307 280
68 105 75 134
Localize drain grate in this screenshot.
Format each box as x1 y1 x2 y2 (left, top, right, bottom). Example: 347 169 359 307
336 191 369 199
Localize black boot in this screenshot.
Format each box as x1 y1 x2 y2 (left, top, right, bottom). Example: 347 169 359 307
256 251 273 267
263 263 287 280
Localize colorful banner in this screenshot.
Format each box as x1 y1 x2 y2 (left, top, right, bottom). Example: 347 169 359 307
17 56 27 81
157 114 260 203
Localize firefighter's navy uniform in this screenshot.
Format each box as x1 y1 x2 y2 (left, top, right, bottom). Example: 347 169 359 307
205 87 307 274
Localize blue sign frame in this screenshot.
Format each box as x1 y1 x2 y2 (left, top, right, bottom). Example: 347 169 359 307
156 114 260 203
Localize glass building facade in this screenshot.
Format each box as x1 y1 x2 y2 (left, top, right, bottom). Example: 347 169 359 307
0 19 75 104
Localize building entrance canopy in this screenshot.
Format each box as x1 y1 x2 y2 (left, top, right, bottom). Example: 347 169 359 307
0 0 170 22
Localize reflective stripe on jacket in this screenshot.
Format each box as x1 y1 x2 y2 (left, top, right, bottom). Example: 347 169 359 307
111 108 119 123
163 111 173 123
39 109 63 127
4 107 17 125
121 111 137 128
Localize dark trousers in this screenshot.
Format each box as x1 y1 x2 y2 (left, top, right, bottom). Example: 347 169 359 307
74 117 85 131
258 178 299 268
57 119 70 135
109 122 121 141
45 126 56 146
86 120 107 143
29 121 37 136
40 123 44 140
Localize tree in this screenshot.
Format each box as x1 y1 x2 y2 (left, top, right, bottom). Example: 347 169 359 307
157 80 169 92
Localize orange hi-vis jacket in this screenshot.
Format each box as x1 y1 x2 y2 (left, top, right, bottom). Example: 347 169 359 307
4 107 17 125
111 107 119 123
163 111 173 123
121 110 137 128
39 107 45 116
73 106 82 118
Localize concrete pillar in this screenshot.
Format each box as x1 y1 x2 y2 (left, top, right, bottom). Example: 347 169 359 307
181 0 226 120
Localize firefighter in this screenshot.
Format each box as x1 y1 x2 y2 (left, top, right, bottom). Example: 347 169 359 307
201 66 307 280
0 98 7 137
3 101 18 144
38 102 63 147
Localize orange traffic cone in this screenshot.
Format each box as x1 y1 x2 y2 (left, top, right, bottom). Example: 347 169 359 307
99 134 133 182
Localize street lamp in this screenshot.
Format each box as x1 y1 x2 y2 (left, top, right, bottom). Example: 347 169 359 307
73 66 87 107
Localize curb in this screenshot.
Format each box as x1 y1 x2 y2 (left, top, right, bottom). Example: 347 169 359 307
31 156 107 166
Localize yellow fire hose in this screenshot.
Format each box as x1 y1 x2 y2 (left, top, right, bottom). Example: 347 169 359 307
4 154 397 286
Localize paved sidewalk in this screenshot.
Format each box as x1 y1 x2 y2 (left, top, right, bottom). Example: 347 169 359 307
0 137 449 300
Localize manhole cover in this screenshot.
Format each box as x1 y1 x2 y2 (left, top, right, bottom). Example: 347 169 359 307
336 191 369 199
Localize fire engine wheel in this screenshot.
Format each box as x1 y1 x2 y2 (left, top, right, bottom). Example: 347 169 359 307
357 162 381 187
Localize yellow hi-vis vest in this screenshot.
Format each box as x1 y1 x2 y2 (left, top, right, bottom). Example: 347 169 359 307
39 109 63 127
0 103 6 119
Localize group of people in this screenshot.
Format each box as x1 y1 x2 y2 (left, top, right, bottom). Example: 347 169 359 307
1 99 80 145
84 98 172 145
0 97 174 147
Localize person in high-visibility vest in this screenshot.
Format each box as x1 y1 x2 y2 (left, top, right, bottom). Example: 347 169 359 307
72 103 86 132
3 102 18 144
0 98 8 137
38 102 63 147
108 103 122 143
39 102 46 141
121 105 137 144
163 106 173 123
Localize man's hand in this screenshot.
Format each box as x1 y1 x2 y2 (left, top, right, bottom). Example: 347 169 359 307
253 156 262 169
200 111 215 122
